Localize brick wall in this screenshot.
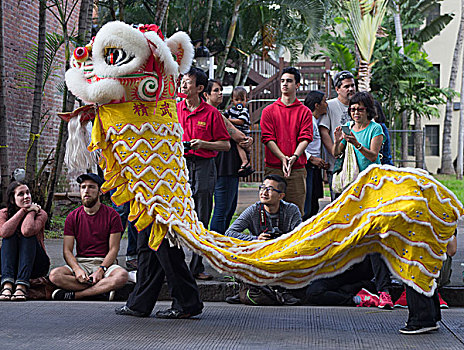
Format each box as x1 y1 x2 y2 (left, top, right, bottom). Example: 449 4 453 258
3 0 80 185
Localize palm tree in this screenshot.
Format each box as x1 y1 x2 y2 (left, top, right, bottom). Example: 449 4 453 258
154 0 170 25
340 0 388 92
25 0 48 184
216 0 242 81
441 1 464 175
0 0 9 205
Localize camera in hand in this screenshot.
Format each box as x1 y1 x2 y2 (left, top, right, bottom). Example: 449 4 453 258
183 141 191 153
266 227 281 239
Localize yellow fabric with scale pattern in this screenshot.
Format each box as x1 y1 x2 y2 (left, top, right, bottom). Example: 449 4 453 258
88 100 463 296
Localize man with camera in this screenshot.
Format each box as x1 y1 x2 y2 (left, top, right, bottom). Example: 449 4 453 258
177 67 230 280
224 174 302 305
49 173 128 300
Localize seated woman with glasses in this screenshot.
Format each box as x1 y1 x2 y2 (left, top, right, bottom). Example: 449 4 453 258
333 91 385 173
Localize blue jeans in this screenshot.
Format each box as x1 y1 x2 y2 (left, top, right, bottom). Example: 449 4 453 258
1 234 49 288
210 176 239 234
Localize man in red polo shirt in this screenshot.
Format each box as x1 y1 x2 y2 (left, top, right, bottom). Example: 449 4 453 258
177 67 230 280
260 67 313 214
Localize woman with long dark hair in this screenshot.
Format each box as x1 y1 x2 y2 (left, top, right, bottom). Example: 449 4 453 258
0 181 50 301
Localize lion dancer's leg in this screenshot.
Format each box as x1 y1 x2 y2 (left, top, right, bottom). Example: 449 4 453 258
116 223 203 318
400 286 441 334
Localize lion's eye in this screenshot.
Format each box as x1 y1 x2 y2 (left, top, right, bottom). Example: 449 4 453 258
104 48 134 66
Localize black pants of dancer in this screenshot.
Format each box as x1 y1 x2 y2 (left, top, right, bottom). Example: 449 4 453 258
126 225 203 315
186 156 216 276
305 253 391 306
405 285 441 327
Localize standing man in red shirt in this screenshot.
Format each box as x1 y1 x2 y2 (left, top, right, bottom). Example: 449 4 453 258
177 67 230 280
49 173 128 300
260 67 313 214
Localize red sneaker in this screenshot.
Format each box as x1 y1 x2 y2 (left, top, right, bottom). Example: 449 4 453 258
394 290 408 308
356 288 379 307
378 292 393 309
438 293 449 309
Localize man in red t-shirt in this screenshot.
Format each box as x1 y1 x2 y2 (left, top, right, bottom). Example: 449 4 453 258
177 67 230 280
49 173 128 300
260 67 313 214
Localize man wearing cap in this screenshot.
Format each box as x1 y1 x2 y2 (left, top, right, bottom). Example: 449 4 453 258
49 173 128 300
319 71 356 200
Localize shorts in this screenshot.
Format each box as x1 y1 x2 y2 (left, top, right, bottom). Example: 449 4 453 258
65 257 122 278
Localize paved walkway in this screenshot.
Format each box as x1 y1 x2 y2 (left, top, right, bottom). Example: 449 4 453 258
1 301 464 349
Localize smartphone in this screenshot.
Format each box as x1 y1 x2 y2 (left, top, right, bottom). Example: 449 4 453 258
341 125 351 135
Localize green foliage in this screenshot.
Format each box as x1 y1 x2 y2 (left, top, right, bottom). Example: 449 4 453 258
385 0 454 45
16 32 64 91
434 175 464 205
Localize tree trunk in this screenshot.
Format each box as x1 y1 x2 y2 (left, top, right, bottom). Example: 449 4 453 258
25 0 47 183
216 0 242 81
458 18 464 179
45 0 91 220
0 0 9 205
240 54 254 86
392 1 404 54
357 59 371 92
414 113 424 169
154 0 170 26
441 0 464 175
401 111 409 166
202 0 214 42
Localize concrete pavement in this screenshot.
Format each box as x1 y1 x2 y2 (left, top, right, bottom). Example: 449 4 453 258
1 301 464 349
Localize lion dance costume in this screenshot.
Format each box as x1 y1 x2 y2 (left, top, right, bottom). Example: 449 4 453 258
61 21 463 297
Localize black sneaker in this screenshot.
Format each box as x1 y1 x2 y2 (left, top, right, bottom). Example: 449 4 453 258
115 305 150 317
281 292 301 306
399 324 440 334
225 294 241 304
125 259 138 271
52 289 75 301
155 308 202 319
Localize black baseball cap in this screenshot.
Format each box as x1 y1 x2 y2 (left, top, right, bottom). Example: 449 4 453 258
76 173 104 188
333 71 355 88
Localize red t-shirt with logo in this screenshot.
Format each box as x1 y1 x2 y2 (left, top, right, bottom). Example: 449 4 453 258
64 204 123 257
177 99 230 158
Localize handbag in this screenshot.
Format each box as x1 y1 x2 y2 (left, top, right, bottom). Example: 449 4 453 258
333 153 344 174
332 142 360 194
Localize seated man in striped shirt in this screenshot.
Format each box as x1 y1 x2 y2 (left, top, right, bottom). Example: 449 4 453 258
224 174 302 305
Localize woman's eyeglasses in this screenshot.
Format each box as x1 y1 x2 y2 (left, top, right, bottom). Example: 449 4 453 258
258 185 283 194
349 107 367 113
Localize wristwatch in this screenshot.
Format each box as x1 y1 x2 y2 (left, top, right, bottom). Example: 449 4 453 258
99 265 108 272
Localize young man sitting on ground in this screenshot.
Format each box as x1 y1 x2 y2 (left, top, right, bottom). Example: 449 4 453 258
49 173 128 300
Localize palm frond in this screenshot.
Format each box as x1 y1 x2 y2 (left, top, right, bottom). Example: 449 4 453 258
344 0 389 61
414 13 453 43
16 32 64 91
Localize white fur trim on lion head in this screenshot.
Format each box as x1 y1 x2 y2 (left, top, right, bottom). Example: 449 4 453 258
92 21 151 78
65 68 125 104
166 32 194 75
